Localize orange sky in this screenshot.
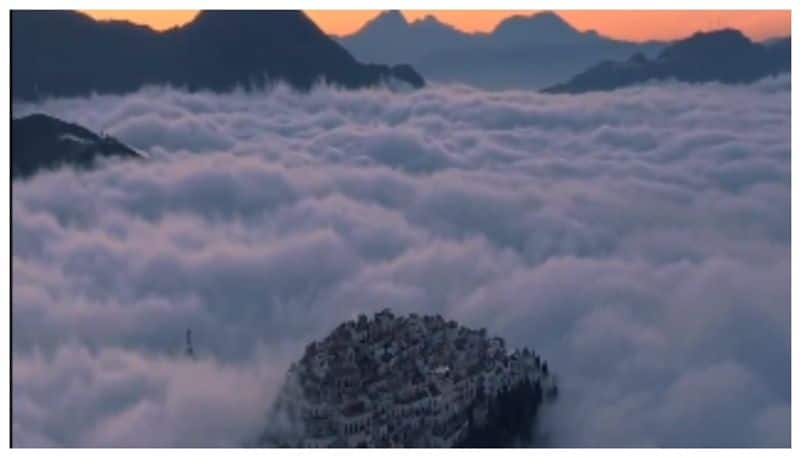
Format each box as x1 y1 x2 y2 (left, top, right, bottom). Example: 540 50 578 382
82 10 790 41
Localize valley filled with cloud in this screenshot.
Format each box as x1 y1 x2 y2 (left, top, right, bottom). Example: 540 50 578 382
11 78 790 447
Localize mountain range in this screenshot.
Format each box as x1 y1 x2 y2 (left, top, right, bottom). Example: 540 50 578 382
10 10 791 100
12 114 141 179
543 29 791 93
337 11 667 90
11 10 425 100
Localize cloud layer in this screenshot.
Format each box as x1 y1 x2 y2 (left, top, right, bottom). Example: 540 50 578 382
12 77 790 447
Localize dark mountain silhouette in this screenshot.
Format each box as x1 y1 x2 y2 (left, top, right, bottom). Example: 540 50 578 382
11 114 141 179
11 10 425 100
543 29 791 94
338 11 665 89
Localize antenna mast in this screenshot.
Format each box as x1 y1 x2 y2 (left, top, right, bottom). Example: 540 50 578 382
185 328 195 359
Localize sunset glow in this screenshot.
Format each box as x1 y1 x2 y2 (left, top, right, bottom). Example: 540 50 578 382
82 9 791 41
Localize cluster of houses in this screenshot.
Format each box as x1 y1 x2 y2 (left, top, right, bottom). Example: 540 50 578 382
271 309 555 448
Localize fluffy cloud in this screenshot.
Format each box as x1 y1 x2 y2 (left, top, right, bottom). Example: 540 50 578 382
11 77 790 447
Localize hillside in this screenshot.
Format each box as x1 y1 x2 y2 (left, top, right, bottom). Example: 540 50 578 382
12 114 141 179
259 310 556 447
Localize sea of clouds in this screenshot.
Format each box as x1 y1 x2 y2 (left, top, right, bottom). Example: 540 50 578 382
11 77 790 447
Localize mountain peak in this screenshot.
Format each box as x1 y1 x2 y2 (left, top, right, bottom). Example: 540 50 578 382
492 11 578 42
191 9 303 23
411 14 459 33
371 10 409 28
185 10 316 33
658 28 753 60
415 14 443 26
689 28 751 45
531 10 567 23
346 10 409 37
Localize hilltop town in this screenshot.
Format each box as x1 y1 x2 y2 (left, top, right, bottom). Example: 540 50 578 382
262 310 556 448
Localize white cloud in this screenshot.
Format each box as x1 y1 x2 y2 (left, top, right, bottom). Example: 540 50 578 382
11 77 790 447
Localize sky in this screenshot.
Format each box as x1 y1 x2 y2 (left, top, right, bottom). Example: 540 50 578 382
81 10 791 41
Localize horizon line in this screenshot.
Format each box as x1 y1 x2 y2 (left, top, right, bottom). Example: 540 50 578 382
79 10 792 42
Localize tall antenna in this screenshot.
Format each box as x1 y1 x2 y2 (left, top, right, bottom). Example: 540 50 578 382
185 328 195 359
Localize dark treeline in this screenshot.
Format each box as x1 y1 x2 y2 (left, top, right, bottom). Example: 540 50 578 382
457 378 546 447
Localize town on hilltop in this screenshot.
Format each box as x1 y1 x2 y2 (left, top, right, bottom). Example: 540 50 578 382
263 309 557 448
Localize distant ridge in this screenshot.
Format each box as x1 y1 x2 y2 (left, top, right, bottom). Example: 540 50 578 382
543 29 790 93
11 10 425 100
338 11 666 90
490 11 582 43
